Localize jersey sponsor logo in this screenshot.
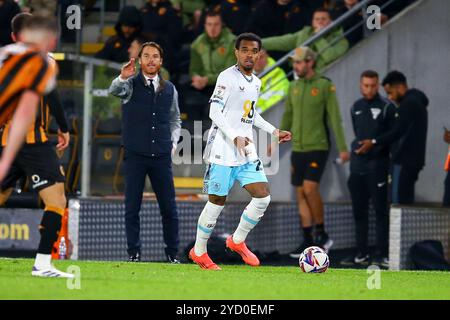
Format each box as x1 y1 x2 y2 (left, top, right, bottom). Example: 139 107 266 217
31 174 48 189
241 100 255 124
370 108 381 120
355 110 362 115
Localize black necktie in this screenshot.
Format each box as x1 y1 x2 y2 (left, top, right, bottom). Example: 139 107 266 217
148 79 155 93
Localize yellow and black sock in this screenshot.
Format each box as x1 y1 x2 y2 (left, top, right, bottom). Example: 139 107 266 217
37 206 64 254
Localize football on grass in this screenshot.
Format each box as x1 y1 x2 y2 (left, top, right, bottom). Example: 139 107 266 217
299 246 329 273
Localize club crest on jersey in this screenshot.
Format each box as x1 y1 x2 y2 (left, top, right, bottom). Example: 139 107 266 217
370 108 381 120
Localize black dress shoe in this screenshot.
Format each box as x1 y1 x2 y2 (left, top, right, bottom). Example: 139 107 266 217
167 253 181 264
128 252 141 262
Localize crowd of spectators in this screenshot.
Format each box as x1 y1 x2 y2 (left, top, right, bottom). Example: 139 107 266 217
0 0 417 123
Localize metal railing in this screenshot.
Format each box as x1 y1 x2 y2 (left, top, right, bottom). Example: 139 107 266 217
258 0 376 79
53 53 122 197
258 0 405 112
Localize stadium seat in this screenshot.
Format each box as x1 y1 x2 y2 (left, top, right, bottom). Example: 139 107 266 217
90 118 124 196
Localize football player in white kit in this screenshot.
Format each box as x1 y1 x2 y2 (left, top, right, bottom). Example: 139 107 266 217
189 33 292 270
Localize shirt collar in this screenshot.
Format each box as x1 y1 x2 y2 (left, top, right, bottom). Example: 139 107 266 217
143 73 159 84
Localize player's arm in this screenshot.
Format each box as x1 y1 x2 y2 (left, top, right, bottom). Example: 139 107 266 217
254 111 291 143
0 90 39 182
373 102 403 146
262 32 299 52
46 88 70 151
209 74 238 142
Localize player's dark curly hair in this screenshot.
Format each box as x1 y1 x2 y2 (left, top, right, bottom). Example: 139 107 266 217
382 71 408 86
235 33 262 51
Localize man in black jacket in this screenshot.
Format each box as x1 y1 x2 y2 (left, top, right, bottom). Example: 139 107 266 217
382 71 429 205
344 70 401 268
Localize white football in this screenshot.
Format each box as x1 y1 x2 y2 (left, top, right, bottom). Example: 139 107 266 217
299 246 330 273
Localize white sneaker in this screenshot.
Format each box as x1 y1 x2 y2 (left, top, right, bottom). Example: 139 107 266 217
31 266 75 278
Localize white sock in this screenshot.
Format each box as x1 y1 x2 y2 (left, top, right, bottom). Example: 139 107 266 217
232 196 271 244
194 201 224 256
34 253 52 269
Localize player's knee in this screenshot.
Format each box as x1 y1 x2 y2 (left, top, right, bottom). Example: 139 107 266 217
44 195 66 212
297 187 306 200
252 195 271 211
303 184 319 197
209 194 227 206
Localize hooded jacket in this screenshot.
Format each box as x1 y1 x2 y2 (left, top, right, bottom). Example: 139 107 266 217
392 88 429 168
95 6 142 63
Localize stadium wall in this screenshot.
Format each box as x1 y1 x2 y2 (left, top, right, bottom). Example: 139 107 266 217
251 0 450 203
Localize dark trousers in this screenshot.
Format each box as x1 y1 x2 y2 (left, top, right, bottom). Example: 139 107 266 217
444 171 450 207
124 150 179 257
348 166 389 256
391 164 421 205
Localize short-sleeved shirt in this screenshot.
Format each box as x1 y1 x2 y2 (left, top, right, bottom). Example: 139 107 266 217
0 43 57 126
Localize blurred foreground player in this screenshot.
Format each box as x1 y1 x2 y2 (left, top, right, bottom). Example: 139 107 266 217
0 14 72 278
190 33 291 270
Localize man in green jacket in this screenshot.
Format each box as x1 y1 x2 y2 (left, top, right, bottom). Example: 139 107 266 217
188 11 236 121
279 46 349 257
254 49 290 114
262 7 349 71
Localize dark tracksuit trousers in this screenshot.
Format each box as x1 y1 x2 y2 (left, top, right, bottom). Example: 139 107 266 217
391 164 421 205
348 163 389 256
124 150 179 257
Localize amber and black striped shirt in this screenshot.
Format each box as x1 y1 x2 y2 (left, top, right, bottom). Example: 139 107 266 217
0 43 60 145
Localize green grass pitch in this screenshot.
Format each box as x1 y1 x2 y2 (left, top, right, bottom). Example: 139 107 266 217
1 258 449 300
